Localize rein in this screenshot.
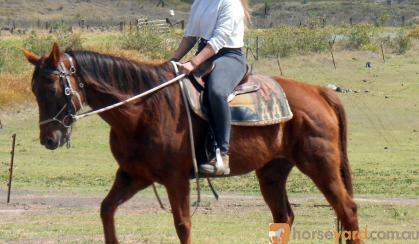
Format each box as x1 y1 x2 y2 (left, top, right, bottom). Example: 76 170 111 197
72 70 186 121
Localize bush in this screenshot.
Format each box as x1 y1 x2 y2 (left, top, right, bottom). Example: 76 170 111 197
246 24 332 58
348 24 376 49
0 44 27 74
393 32 411 54
408 27 419 39
23 31 55 56
23 31 83 56
121 27 181 59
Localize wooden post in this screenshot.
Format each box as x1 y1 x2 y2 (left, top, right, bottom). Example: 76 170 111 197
276 53 284 76
7 134 16 204
380 43 385 63
256 36 260 61
329 35 337 70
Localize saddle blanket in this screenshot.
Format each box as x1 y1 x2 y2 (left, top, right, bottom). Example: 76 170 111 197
183 75 293 126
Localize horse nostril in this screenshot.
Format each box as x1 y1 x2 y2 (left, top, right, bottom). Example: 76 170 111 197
46 138 55 147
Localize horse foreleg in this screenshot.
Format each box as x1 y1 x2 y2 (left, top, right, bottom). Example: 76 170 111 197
256 158 295 225
165 176 192 244
101 168 151 244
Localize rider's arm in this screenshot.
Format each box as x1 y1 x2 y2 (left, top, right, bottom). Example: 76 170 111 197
171 36 198 61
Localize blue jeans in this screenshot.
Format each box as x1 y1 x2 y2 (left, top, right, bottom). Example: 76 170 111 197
200 45 247 153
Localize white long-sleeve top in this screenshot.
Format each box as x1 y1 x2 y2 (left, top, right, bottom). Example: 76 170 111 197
184 0 245 54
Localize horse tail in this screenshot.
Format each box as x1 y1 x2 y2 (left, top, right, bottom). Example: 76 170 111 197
319 88 353 196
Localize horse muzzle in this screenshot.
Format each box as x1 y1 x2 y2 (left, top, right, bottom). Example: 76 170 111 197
41 130 66 150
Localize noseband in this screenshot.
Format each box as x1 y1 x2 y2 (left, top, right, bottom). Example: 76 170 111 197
39 53 85 147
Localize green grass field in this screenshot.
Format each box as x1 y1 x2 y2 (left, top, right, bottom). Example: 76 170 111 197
0 32 418 243
0 192 417 243
1 38 418 196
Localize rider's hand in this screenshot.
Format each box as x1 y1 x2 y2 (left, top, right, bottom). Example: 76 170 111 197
181 61 196 75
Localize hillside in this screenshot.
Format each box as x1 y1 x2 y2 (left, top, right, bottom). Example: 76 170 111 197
252 0 419 27
1 0 419 29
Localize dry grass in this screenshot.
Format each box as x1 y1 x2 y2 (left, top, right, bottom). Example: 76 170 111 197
0 73 33 107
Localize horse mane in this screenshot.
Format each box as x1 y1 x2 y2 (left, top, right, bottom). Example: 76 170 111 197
68 50 176 114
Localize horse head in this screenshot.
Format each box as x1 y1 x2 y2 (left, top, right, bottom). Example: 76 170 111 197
23 43 85 150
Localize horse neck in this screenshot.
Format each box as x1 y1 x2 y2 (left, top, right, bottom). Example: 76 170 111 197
78 58 180 132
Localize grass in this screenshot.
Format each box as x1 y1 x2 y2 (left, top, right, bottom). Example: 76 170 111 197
0 35 418 197
0 30 418 243
0 194 417 243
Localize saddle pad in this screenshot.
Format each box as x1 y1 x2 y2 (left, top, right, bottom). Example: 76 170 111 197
183 75 293 126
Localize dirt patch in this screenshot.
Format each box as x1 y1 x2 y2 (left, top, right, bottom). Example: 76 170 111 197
1 189 417 216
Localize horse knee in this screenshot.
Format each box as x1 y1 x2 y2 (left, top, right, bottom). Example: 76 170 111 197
100 199 115 219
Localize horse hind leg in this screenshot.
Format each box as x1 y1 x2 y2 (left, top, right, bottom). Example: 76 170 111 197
256 158 295 225
100 168 151 244
294 137 360 244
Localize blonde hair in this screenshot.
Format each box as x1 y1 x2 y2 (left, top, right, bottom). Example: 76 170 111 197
240 0 251 27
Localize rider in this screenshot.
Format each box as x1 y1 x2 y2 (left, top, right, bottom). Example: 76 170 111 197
171 0 250 175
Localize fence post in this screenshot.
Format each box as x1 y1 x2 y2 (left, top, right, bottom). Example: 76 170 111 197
329 35 337 70
256 36 260 61
380 43 386 63
276 53 284 76
7 134 16 204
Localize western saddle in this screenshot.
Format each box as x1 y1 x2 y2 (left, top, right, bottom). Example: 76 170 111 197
190 61 260 102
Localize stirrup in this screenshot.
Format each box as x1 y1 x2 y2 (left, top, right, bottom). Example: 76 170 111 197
199 148 230 175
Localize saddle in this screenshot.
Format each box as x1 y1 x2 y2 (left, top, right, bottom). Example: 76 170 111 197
184 62 293 126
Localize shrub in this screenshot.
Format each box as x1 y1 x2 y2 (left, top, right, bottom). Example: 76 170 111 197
348 24 376 49
408 27 419 39
0 44 27 74
393 32 411 54
23 31 55 56
121 27 181 59
246 24 332 58
23 31 83 56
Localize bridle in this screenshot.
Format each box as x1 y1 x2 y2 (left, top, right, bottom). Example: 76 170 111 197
38 53 85 148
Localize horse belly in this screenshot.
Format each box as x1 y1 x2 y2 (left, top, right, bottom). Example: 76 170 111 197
229 123 285 175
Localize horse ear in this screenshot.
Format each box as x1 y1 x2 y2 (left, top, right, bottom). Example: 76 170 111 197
22 49 40 65
48 42 61 67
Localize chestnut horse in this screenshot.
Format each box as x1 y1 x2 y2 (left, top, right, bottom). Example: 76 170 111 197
23 43 359 244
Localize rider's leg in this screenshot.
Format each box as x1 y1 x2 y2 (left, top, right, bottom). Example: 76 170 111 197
200 49 246 175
